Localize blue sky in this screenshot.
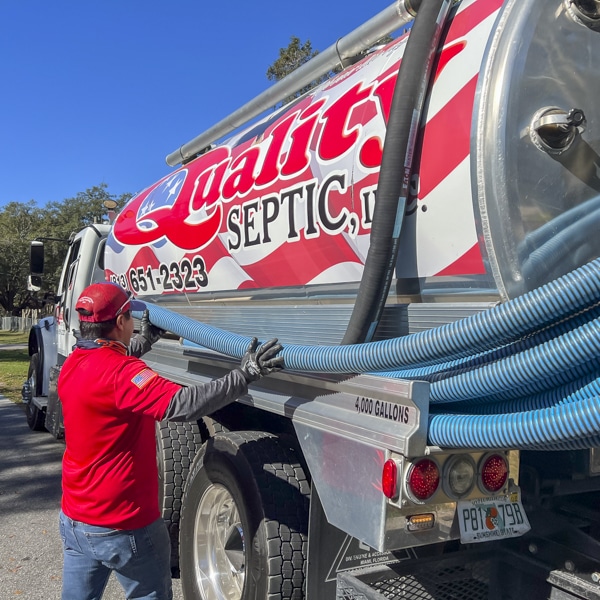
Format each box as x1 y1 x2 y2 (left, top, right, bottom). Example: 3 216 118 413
0 1 393 208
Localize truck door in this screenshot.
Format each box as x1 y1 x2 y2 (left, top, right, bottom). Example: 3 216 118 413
55 239 81 361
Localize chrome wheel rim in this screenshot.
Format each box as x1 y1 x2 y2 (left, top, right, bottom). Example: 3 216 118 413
194 483 245 600
27 368 37 402
25 368 37 415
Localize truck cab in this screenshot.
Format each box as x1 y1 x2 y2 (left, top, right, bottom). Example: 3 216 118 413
22 224 109 435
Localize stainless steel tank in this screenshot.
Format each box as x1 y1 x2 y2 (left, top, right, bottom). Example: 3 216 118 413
105 0 600 342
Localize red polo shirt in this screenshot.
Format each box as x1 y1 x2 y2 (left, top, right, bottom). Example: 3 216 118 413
58 343 181 529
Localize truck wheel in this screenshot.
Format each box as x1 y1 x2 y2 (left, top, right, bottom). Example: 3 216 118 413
25 353 45 431
196 417 225 446
156 420 203 574
179 431 309 600
200 415 227 438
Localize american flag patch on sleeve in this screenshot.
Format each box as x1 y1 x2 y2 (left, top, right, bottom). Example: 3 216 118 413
131 368 158 389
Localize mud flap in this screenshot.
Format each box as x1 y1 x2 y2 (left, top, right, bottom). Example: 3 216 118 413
306 488 409 599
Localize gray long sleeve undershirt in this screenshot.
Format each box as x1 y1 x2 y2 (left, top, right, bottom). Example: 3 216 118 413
128 334 250 422
163 368 249 422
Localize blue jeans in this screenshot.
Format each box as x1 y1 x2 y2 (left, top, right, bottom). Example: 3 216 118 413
59 511 172 600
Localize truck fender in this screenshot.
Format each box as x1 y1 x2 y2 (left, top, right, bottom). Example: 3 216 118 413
24 353 46 432
27 317 56 397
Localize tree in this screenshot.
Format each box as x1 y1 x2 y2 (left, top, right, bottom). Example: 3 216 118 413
0 184 132 315
44 183 131 240
266 34 394 106
267 36 319 82
40 184 132 294
266 37 333 106
0 201 46 314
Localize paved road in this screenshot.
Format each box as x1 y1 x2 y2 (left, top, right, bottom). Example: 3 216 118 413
0 397 184 599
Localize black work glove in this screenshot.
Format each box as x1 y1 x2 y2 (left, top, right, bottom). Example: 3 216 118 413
238 337 284 382
139 309 166 345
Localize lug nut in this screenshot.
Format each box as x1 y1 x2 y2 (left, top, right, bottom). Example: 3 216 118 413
565 560 576 572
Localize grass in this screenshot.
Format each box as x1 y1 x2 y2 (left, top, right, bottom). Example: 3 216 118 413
0 330 30 403
0 330 30 344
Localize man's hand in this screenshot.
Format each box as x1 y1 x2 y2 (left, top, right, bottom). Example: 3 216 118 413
139 309 165 345
239 337 284 382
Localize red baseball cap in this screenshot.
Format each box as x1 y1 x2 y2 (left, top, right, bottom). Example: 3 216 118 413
76 282 146 323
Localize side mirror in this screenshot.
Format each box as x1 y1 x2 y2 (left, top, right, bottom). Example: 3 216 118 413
30 241 45 274
27 275 41 292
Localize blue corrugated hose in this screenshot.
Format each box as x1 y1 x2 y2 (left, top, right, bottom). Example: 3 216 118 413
134 258 600 450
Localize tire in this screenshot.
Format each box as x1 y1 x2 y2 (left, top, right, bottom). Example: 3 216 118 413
200 415 227 438
180 431 309 600
25 353 46 432
156 420 203 574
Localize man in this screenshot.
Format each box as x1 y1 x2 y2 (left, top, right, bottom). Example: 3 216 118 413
57 281 283 600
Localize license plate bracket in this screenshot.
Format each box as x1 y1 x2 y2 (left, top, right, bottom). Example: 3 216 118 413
457 488 531 544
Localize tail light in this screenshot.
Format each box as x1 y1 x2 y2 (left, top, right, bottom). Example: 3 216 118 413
479 453 508 493
382 459 399 499
407 459 440 502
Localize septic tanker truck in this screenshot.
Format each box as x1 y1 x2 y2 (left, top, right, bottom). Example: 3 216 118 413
22 0 600 598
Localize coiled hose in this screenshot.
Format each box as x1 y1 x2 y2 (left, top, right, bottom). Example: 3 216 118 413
134 258 600 451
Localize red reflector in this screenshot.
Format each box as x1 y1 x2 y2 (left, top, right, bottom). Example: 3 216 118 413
480 454 508 493
382 459 398 499
407 459 440 501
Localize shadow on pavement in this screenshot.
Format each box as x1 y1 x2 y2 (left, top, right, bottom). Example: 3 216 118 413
0 399 63 516
0 397 184 599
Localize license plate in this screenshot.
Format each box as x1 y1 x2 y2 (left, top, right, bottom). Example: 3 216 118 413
457 489 531 544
